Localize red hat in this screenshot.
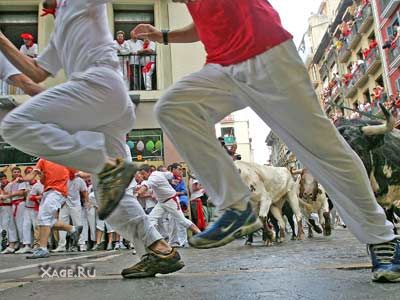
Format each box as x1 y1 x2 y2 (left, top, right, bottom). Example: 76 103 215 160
20 33 34 41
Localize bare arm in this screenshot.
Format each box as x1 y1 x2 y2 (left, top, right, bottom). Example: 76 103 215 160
0 31 50 83
22 169 41 183
8 74 44 96
133 23 199 44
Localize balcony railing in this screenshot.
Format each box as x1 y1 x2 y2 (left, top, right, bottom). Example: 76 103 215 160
118 53 157 91
380 0 400 19
358 4 373 33
347 21 362 49
389 38 400 67
326 46 337 67
338 40 351 63
344 64 367 97
365 47 381 74
331 84 342 100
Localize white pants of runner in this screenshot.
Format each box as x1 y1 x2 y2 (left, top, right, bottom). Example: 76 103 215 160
149 199 193 231
0 65 162 250
22 208 38 245
168 218 188 247
58 205 82 248
8 202 25 243
80 206 96 245
0 206 11 236
155 40 394 245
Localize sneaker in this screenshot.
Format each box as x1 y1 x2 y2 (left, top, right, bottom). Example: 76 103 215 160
26 247 50 259
1 247 15 254
121 248 185 279
80 244 87 252
51 245 66 253
189 202 262 249
106 243 113 251
91 243 101 251
15 246 33 254
114 242 121 250
119 242 127 250
132 248 137 255
368 238 400 282
97 158 137 220
68 226 83 249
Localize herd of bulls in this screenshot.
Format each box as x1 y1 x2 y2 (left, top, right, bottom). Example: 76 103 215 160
231 104 400 246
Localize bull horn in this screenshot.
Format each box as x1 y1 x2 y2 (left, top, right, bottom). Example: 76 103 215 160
361 103 395 136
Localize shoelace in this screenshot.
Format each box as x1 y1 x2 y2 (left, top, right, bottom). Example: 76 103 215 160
368 241 397 264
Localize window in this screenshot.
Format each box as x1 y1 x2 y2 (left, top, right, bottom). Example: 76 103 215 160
113 9 154 37
126 129 164 163
0 137 38 166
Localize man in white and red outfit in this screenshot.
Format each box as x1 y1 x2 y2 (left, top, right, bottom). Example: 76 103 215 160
17 169 44 254
136 164 200 243
134 0 400 282
138 38 156 91
113 31 131 90
0 167 28 254
20 33 38 58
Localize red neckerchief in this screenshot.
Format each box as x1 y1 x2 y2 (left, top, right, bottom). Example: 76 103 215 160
117 39 125 45
143 40 150 49
41 8 56 17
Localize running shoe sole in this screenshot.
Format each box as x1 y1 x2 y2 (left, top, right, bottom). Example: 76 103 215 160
373 271 400 283
189 218 263 249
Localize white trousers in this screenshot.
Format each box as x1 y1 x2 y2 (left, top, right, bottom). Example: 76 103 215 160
149 199 193 231
155 40 394 245
0 65 162 251
0 206 11 235
168 218 188 246
8 202 25 243
58 205 82 248
80 206 96 245
22 208 38 245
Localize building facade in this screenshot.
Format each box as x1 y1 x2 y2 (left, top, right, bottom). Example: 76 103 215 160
0 0 206 166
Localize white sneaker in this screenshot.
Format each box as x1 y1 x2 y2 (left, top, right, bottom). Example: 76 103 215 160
51 246 66 253
114 242 121 250
15 246 33 254
132 248 137 255
1 247 15 254
106 243 113 251
80 244 87 252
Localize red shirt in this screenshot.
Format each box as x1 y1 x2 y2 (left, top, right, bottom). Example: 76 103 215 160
36 159 76 197
187 0 292 66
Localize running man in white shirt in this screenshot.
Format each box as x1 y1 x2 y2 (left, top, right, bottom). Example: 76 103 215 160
136 165 201 241
53 173 87 252
0 0 183 278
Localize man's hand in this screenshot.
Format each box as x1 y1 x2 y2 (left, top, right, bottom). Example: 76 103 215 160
133 24 163 43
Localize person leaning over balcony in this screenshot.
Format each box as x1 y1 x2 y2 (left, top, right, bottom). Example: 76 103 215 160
126 29 144 90
20 33 38 59
134 0 400 283
0 51 43 96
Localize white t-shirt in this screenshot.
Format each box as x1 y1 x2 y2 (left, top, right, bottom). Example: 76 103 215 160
113 40 131 55
67 176 87 207
26 182 44 207
20 44 38 58
4 180 29 202
142 171 175 202
36 0 119 79
126 39 143 65
0 51 21 82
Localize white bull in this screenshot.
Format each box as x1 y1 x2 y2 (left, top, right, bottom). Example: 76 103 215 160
295 168 331 238
235 161 304 245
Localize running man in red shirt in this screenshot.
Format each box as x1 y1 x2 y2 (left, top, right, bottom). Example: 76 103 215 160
134 0 400 282
22 159 82 259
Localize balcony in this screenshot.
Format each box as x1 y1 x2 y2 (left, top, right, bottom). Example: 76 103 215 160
326 46 337 67
319 62 329 80
389 38 400 69
338 40 351 63
118 53 158 91
358 4 374 33
344 64 368 98
330 84 342 101
365 47 382 75
347 21 362 50
380 0 400 19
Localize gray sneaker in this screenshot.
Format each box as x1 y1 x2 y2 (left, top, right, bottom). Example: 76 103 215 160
68 226 83 249
26 247 50 259
97 158 137 220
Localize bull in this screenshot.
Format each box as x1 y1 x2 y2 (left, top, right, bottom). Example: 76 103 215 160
335 103 400 229
234 161 305 245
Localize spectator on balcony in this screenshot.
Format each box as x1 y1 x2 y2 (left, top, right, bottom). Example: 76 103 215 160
126 30 144 91
114 31 131 90
138 39 156 91
341 21 351 37
383 25 399 50
20 33 38 58
342 72 353 86
369 38 377 50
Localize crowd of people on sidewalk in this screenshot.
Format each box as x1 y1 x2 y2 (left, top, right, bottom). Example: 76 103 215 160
0 159 213 256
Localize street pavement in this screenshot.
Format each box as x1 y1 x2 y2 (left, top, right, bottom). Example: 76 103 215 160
0 228 399 300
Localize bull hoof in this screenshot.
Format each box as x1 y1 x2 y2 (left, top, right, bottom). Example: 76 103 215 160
309 219 323 234
323 224 332 236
